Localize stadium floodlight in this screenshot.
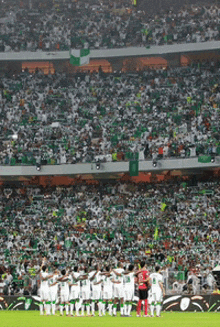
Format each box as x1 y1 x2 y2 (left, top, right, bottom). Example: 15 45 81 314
211 156 215 163
36 163 41 171
152 160 157 167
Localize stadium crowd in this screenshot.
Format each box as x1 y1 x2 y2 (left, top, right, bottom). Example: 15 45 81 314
0 179 219 297
0 0 220 51
0 61 220 165
0 0 220 309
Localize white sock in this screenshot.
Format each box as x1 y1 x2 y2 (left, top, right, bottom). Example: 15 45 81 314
113 305 116 315
65 304 69 315
109 303 113 315
91 301 95 314
86 303 90 315
52 302 56 315
151 304 155 316
47 303 51 315
128 304 132 315
156 303 161 316
120 305 124 315
76 301 80 315
124 304 127 315
102 301 106 315
98 301 102 315
81 304 84 316
60 304 63 315
40 303 44 315
70 303 74 315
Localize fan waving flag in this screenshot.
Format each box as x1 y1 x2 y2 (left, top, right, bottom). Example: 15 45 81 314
70 49 90 66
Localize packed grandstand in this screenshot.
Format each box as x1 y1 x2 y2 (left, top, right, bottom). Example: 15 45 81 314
0 0 219 51
0 179 219 296
0 0 220 317
1 62 220 166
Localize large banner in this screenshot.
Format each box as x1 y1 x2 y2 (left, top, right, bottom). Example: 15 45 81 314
0 295 40 310
0 294 220 311
163 295 220 312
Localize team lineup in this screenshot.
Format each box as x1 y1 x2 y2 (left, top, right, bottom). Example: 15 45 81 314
39 262 165 317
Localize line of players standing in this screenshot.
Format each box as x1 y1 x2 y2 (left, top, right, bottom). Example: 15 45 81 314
39 261 165 317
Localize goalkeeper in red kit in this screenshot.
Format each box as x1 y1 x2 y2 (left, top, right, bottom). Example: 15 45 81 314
136 261 150 317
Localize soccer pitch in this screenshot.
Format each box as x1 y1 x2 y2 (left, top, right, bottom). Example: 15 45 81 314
0 312 220 327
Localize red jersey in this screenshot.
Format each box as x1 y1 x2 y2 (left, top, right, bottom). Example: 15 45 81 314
137 269 149 290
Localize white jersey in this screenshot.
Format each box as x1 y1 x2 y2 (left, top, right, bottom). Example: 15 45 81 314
102 273 113 289
102 272 113 300
91 271 102 288
40 271 49 290
40 271 50 301
113 268 124 285
81 272 93 289
80 272 94 300
123 272 135 290
48 274 59 292
69 272 81 300
150 272 163 292
59 274 70 293
70 272 80 289
123 272 135 301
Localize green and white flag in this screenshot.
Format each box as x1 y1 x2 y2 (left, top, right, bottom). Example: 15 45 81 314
198 155 212 163
70 49 90 66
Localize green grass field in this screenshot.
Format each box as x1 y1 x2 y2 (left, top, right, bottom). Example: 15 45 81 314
0 311 219 327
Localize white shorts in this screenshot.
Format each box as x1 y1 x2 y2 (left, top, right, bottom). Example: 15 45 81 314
81 287 91 300
92 287 102 300
124 287 134 302
69 287 80 300
103 287 113 300
148 289 162 304
60 290 69 303
49 288 58 302
113 285 124 299
40 287 50 301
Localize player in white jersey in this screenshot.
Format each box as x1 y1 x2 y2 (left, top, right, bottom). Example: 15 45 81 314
149 266 165 317
48 269 59 315
78 266 95 316
39 265 53 315
123 264 135 317
90 265 103 316
101 266 113 316
69 266 81 316
58 269 70 316
112 262 124 316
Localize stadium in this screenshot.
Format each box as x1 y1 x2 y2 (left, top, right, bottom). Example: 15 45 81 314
0 0 220 326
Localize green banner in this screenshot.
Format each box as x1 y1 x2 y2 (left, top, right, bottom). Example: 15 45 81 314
129 160 139 176
198 155 212 163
